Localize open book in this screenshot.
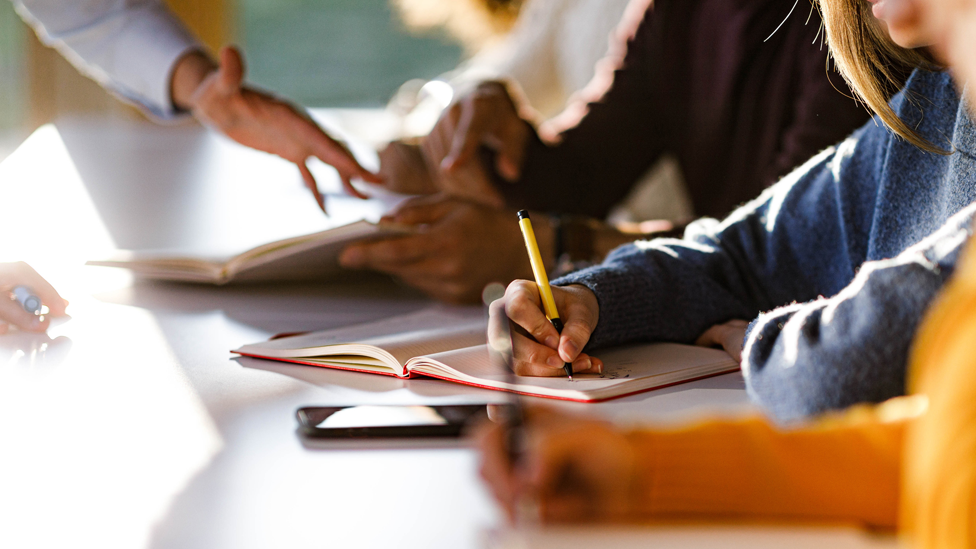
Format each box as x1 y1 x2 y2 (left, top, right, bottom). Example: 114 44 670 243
87 220 411 284
233 309 740 402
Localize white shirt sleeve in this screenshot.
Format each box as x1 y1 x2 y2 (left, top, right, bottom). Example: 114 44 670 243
12 0 203 120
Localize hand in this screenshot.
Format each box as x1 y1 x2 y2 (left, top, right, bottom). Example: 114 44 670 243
694 319 750 362
0 262 68 333
421 82 532 205
497 280 602 376
477 407 637 523
377 140 439 195
172 46 383 212
338 195 539 303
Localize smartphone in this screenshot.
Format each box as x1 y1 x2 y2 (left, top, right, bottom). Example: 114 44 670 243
295 404 492 439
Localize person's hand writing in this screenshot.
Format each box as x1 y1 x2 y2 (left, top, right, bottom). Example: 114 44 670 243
496 280 602 376
0 262 68 333
477 407 637 523
172 46 382 211
422 81 532 205
338 195 537 303
694 319 750 362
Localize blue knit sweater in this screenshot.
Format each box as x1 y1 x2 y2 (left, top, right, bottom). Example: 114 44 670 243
555 69 976 422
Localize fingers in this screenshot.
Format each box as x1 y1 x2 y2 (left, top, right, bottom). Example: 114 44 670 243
556 302 596 365
503 281 602 377
218 46 245 91
476 420 521 520
694 319 750 362
441 96 492 173
385 194 457 225
340 174 369 201
528 421 635 523
505 280 560 350
377 141 438 195
339 235 431 270
0 262 67 316
305 130 380 192
298 162 326 213
0 296 49 332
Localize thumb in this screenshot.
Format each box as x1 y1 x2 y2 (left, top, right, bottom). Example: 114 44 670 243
218 46 245 90
557 316 593 364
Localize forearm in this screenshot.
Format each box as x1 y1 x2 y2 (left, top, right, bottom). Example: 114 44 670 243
625 402 913 528
553 235 759 349
14 0 201 119
742 206 974 422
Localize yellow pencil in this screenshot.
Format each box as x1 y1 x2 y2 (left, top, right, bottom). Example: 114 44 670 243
517 210 574 380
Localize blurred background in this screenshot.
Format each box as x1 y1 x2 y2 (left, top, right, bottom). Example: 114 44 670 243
0 0 467 161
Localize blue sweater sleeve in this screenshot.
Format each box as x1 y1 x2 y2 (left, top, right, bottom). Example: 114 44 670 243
554 122 887 349
742 207 973 422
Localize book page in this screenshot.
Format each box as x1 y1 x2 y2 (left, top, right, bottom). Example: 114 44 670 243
228 221 414 282
408 343 739 401
234 307 488 367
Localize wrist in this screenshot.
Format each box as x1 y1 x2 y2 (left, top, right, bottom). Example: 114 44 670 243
170 50 218 111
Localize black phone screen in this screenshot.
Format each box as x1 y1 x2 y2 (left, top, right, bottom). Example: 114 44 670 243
295 405 491 439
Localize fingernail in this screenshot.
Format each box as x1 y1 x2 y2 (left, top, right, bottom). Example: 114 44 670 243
561 340 579 362
596 360 604 374
544 336 558 348
547 355 563 368
339 248 363 268
573 356 591 372
440 157 454 172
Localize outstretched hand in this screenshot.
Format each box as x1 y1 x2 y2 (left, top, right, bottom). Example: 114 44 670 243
175 46 383 212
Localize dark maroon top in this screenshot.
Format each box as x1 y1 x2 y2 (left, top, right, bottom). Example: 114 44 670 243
499 0 871 219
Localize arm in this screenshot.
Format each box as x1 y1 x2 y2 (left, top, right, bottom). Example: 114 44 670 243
478 399 915 527
553 121 888 351
13 0 199 119
741 206 974 422
14 0 381 209
497 2 670 217
624 403 908 527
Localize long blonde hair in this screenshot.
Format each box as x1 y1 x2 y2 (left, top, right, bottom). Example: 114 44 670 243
817 0 947 153
393 0 524 52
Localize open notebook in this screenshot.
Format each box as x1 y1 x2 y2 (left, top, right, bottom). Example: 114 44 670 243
87 220 411 284
233 309 740 402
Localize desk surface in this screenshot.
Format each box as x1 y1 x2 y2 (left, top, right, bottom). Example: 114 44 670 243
0 117 880 549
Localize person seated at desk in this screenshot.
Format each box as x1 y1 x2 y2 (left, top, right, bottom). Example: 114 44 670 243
341 0 871 303
484 0 976 507
491 0 975 421
11 0 382 211
479 5 976 540
0 262 66 333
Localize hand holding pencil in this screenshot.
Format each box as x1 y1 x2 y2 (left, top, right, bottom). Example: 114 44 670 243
501 211 603 377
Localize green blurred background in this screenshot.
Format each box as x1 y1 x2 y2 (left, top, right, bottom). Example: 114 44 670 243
0 0 464 156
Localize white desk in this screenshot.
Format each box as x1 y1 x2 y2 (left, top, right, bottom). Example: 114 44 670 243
0 117 875 549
